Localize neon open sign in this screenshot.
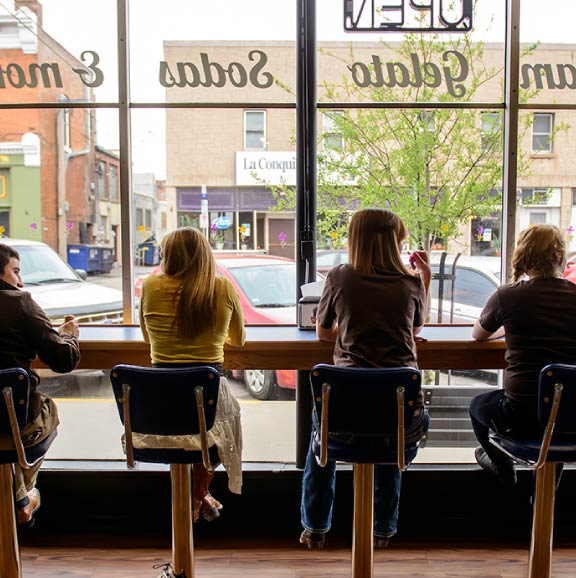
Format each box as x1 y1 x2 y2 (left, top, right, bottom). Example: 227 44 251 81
344 0 473 33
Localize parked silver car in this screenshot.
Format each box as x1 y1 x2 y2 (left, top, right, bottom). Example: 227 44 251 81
2 238 123 324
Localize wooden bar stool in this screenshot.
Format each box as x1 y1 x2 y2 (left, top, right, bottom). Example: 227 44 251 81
309 364 425 578
489 363 576 578
110 364 220 578
0 368 57 578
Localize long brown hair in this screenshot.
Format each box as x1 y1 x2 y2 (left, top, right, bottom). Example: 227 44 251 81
161 227 216 338
348 208 412 275
512 224 565 283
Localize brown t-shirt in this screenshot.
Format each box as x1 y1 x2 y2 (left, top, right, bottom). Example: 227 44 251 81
479 277 576 406
317 264 426 369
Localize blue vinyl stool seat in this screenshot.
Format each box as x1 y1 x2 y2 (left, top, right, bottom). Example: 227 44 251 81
110 364 221 578
0 368 57 578
309 364 424 578
489 364 576 578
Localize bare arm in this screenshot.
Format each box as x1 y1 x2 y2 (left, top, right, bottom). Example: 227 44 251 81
317 322 338 342
409 250 431 339
472 319 505 340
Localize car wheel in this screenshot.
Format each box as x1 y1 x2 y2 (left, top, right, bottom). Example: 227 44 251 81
244 369 276 400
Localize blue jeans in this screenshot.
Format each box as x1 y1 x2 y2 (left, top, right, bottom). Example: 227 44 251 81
300 409 429 538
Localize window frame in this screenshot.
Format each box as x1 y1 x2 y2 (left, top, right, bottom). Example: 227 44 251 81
244 110 267 150
531 112 554 154
481 112 502 151
322 110 345 150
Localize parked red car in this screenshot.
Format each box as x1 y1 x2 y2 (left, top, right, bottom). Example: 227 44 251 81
563 254 576 284
135 254 298 399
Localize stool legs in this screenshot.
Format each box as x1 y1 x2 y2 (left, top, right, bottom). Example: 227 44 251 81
0 464 21 578
528 462 557 578
171 464 194 578
352 463 374 578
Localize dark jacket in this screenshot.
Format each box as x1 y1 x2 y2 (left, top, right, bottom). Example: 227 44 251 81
0 279 80 420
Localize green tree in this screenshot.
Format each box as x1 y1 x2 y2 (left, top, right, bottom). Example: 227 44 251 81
273 32 543 252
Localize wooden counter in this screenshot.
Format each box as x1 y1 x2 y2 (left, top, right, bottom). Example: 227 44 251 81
41 324 506 370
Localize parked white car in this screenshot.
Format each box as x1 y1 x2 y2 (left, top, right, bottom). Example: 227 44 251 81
429 256 501 324
1 238 123 324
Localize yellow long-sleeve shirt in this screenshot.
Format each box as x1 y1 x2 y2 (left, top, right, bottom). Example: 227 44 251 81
139 273 245 365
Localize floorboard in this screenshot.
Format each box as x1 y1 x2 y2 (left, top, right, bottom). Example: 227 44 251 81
17 536 576 577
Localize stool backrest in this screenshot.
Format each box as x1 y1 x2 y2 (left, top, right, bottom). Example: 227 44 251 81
110 365 220 436
539 363 576 434
309 364 421 435
0 368 30 433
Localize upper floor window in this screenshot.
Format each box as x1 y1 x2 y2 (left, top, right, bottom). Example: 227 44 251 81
520 188 559 206
481 112 501 151
529 212 547 225
109 166 119 201
135 208 144 228
418 110 436 132
63 108 71 150
323 111 345 150
244 110 266 149
96 161 107 199
532 113 554 153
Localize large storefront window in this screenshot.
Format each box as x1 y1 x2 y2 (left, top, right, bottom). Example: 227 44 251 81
2 1 575 466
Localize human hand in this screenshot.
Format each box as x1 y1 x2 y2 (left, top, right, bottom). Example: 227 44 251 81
409 250 431 281
58 315 79 337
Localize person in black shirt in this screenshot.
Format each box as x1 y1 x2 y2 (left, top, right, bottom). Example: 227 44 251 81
0 243 80 526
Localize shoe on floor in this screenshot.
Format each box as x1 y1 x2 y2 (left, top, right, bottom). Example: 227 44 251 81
17 488 41 528
300 529 325 549
474 447 517 486
153 562 184 578
374 536 390 549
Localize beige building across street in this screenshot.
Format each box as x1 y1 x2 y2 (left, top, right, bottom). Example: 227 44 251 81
163 40 576 257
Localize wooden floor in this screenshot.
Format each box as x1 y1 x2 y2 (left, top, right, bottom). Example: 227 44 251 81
17 535 576 577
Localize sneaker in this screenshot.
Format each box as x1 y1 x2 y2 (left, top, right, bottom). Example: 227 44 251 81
152 562 185 578
374 536 390 549
474 447 517 486
17 488 41 528
299 529 325 549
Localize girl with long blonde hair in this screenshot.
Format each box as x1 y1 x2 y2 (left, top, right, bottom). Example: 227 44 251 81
138 227 245 522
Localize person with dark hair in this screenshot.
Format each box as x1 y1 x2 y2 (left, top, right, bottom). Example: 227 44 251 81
0 243 80 527
299 208 431 550
137 227 245 523
470 224 576 485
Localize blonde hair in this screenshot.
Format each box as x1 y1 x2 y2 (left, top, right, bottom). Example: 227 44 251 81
512 224 565 283
348 208 412 275
161 227 216 339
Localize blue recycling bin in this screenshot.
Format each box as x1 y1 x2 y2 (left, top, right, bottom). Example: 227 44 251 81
67 244 100 274
99 246 115 274
138 242 160 266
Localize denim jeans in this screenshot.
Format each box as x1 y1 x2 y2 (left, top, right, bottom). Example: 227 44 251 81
300 409 429 538
469 389 540 469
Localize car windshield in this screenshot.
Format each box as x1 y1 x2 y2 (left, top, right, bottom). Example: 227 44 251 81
226 264 296 307
17 245 80 285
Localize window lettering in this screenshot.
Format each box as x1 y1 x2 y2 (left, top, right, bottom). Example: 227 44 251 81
158 50 272 89
0 50 575 92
